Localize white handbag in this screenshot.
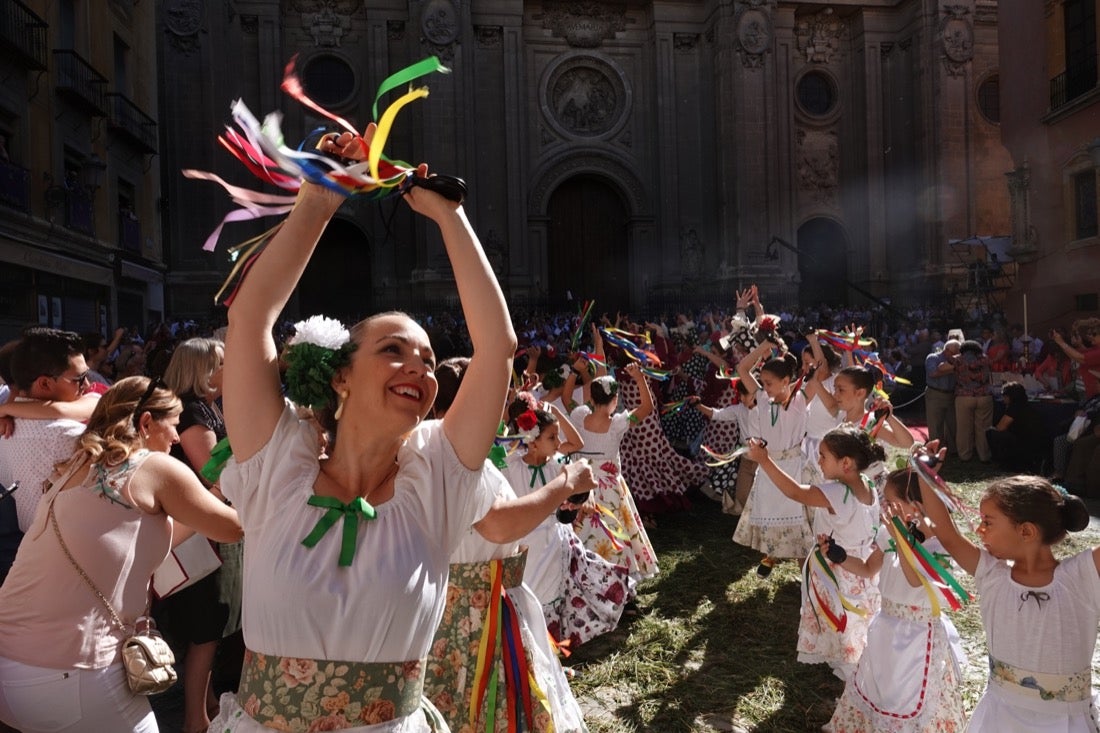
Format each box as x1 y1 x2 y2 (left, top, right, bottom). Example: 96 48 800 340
152 533 222 598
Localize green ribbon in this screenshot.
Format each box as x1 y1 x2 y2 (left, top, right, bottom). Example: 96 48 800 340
301 495 377 567
372 57 451 121
200 437 233 484
529 464 546 488
487 444 508 470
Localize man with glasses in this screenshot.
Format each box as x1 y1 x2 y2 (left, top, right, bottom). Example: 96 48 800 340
0 328 94 580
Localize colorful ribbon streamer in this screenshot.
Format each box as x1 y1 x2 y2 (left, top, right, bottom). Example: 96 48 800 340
887 516 971 615
598 327 662 367
660 399 688 416
700 444 750 466
468 559 547 733
803 548 868 633
570 299 595 352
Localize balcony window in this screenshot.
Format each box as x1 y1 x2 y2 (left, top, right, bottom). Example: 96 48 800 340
53 50 108 116
0 1 48 70
1052 0 1098 110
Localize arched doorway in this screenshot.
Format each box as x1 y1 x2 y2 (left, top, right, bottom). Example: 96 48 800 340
297 219 372 322
547 175 630 312
796 218 849 308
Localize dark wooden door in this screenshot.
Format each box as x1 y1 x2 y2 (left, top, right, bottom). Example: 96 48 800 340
297 219 372 322
797 217 849 308
547 176 629 312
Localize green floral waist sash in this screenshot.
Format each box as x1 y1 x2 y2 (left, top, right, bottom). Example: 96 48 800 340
447 550 527 592
989 656 1092 703
237 649 436 731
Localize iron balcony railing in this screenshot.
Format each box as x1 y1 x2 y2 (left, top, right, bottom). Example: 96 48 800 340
0 0 48 70
66 186 95 236
1050 55 1098 111
0 160 30 212
53 49 108 116
106 93 157 154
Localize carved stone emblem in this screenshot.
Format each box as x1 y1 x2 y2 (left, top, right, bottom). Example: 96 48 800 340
795 8 843 64
735 1 774 69
539 2 628 49
797 128 839 207
940 5 974 77
421 0 459 60
543 56 629 138
165 0 203 36
679 227 703 279
476 25 503 48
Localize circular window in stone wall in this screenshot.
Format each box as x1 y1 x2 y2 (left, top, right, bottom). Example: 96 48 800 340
796 70 839 118
977 74 1000 124
302 54 357 108
542 54 631 139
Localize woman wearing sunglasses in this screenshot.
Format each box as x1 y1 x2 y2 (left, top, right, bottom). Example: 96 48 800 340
0 376 242 732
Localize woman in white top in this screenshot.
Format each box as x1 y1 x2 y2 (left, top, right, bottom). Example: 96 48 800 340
213 128 522 733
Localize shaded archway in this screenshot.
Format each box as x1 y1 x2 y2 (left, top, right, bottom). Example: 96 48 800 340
547 175 629 311
297 219 372 321
796 218 849 308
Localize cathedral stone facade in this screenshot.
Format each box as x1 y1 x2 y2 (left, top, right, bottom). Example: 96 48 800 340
158 0 1009 320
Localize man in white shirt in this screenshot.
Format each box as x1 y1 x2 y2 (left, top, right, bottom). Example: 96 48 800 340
0 329 90 579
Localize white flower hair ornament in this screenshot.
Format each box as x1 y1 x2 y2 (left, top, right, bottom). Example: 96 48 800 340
284 315 358 410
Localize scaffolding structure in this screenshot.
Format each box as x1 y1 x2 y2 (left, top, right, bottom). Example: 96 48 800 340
946 236 1016 320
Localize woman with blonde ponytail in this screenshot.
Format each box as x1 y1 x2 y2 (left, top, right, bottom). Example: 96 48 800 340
0 376 241 733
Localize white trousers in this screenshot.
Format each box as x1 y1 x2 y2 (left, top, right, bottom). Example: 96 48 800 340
0 657 158 733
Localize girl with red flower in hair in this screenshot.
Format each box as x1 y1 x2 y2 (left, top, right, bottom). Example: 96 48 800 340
498 393 635 649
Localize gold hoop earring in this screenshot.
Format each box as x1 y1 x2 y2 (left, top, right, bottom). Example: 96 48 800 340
334 389 349 422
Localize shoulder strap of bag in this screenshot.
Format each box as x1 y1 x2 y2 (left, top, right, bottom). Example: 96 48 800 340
48 500 147 634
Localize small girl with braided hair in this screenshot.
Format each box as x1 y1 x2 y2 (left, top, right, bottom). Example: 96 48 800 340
499 393 635 649
827 467 968 733
916 449 1100 732
747 425 883 681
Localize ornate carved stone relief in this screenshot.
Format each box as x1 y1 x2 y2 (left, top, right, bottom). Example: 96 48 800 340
796 128 839 208
542 55 629 138
538 2 628 49
940 5 974 78
674 33 699 52
240 14 258 34
290 1 359 48
679 226 703 279
735 0 775 69
421 0 460 61
795 8 843 64
388 20 406 42
475 25 502 48
1006 163 1038 257
165 0 203 54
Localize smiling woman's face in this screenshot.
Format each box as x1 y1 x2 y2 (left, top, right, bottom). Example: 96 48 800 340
341 314 438 433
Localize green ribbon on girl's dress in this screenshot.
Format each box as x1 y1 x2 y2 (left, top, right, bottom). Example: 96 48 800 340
301 495 377 566
528 464 547 488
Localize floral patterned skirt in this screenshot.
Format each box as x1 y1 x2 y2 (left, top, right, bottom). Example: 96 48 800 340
730 486 814 559
796 561 879 675
423 553 587 733
574 474 659 581
546 533 635 650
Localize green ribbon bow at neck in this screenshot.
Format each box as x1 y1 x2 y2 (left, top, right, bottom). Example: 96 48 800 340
301 495 378 567
529 464 547 488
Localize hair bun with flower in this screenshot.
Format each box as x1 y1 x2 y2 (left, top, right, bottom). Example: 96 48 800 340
513 409 540 444
284 315 357 410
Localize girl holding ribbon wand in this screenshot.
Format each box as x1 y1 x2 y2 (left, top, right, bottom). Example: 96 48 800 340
827 468 968 732
215 125 522 733
745 425 882 681
498 394 634 649
731 341 813 578
915 443 1100 733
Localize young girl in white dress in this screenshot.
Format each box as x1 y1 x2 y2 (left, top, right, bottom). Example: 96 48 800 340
800 334 842 483
499 395 635 649
918 452 1100 732
566 362 660 581
746 425 881 680
691 377 759 515
828 468 968 732
731 342 813 577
